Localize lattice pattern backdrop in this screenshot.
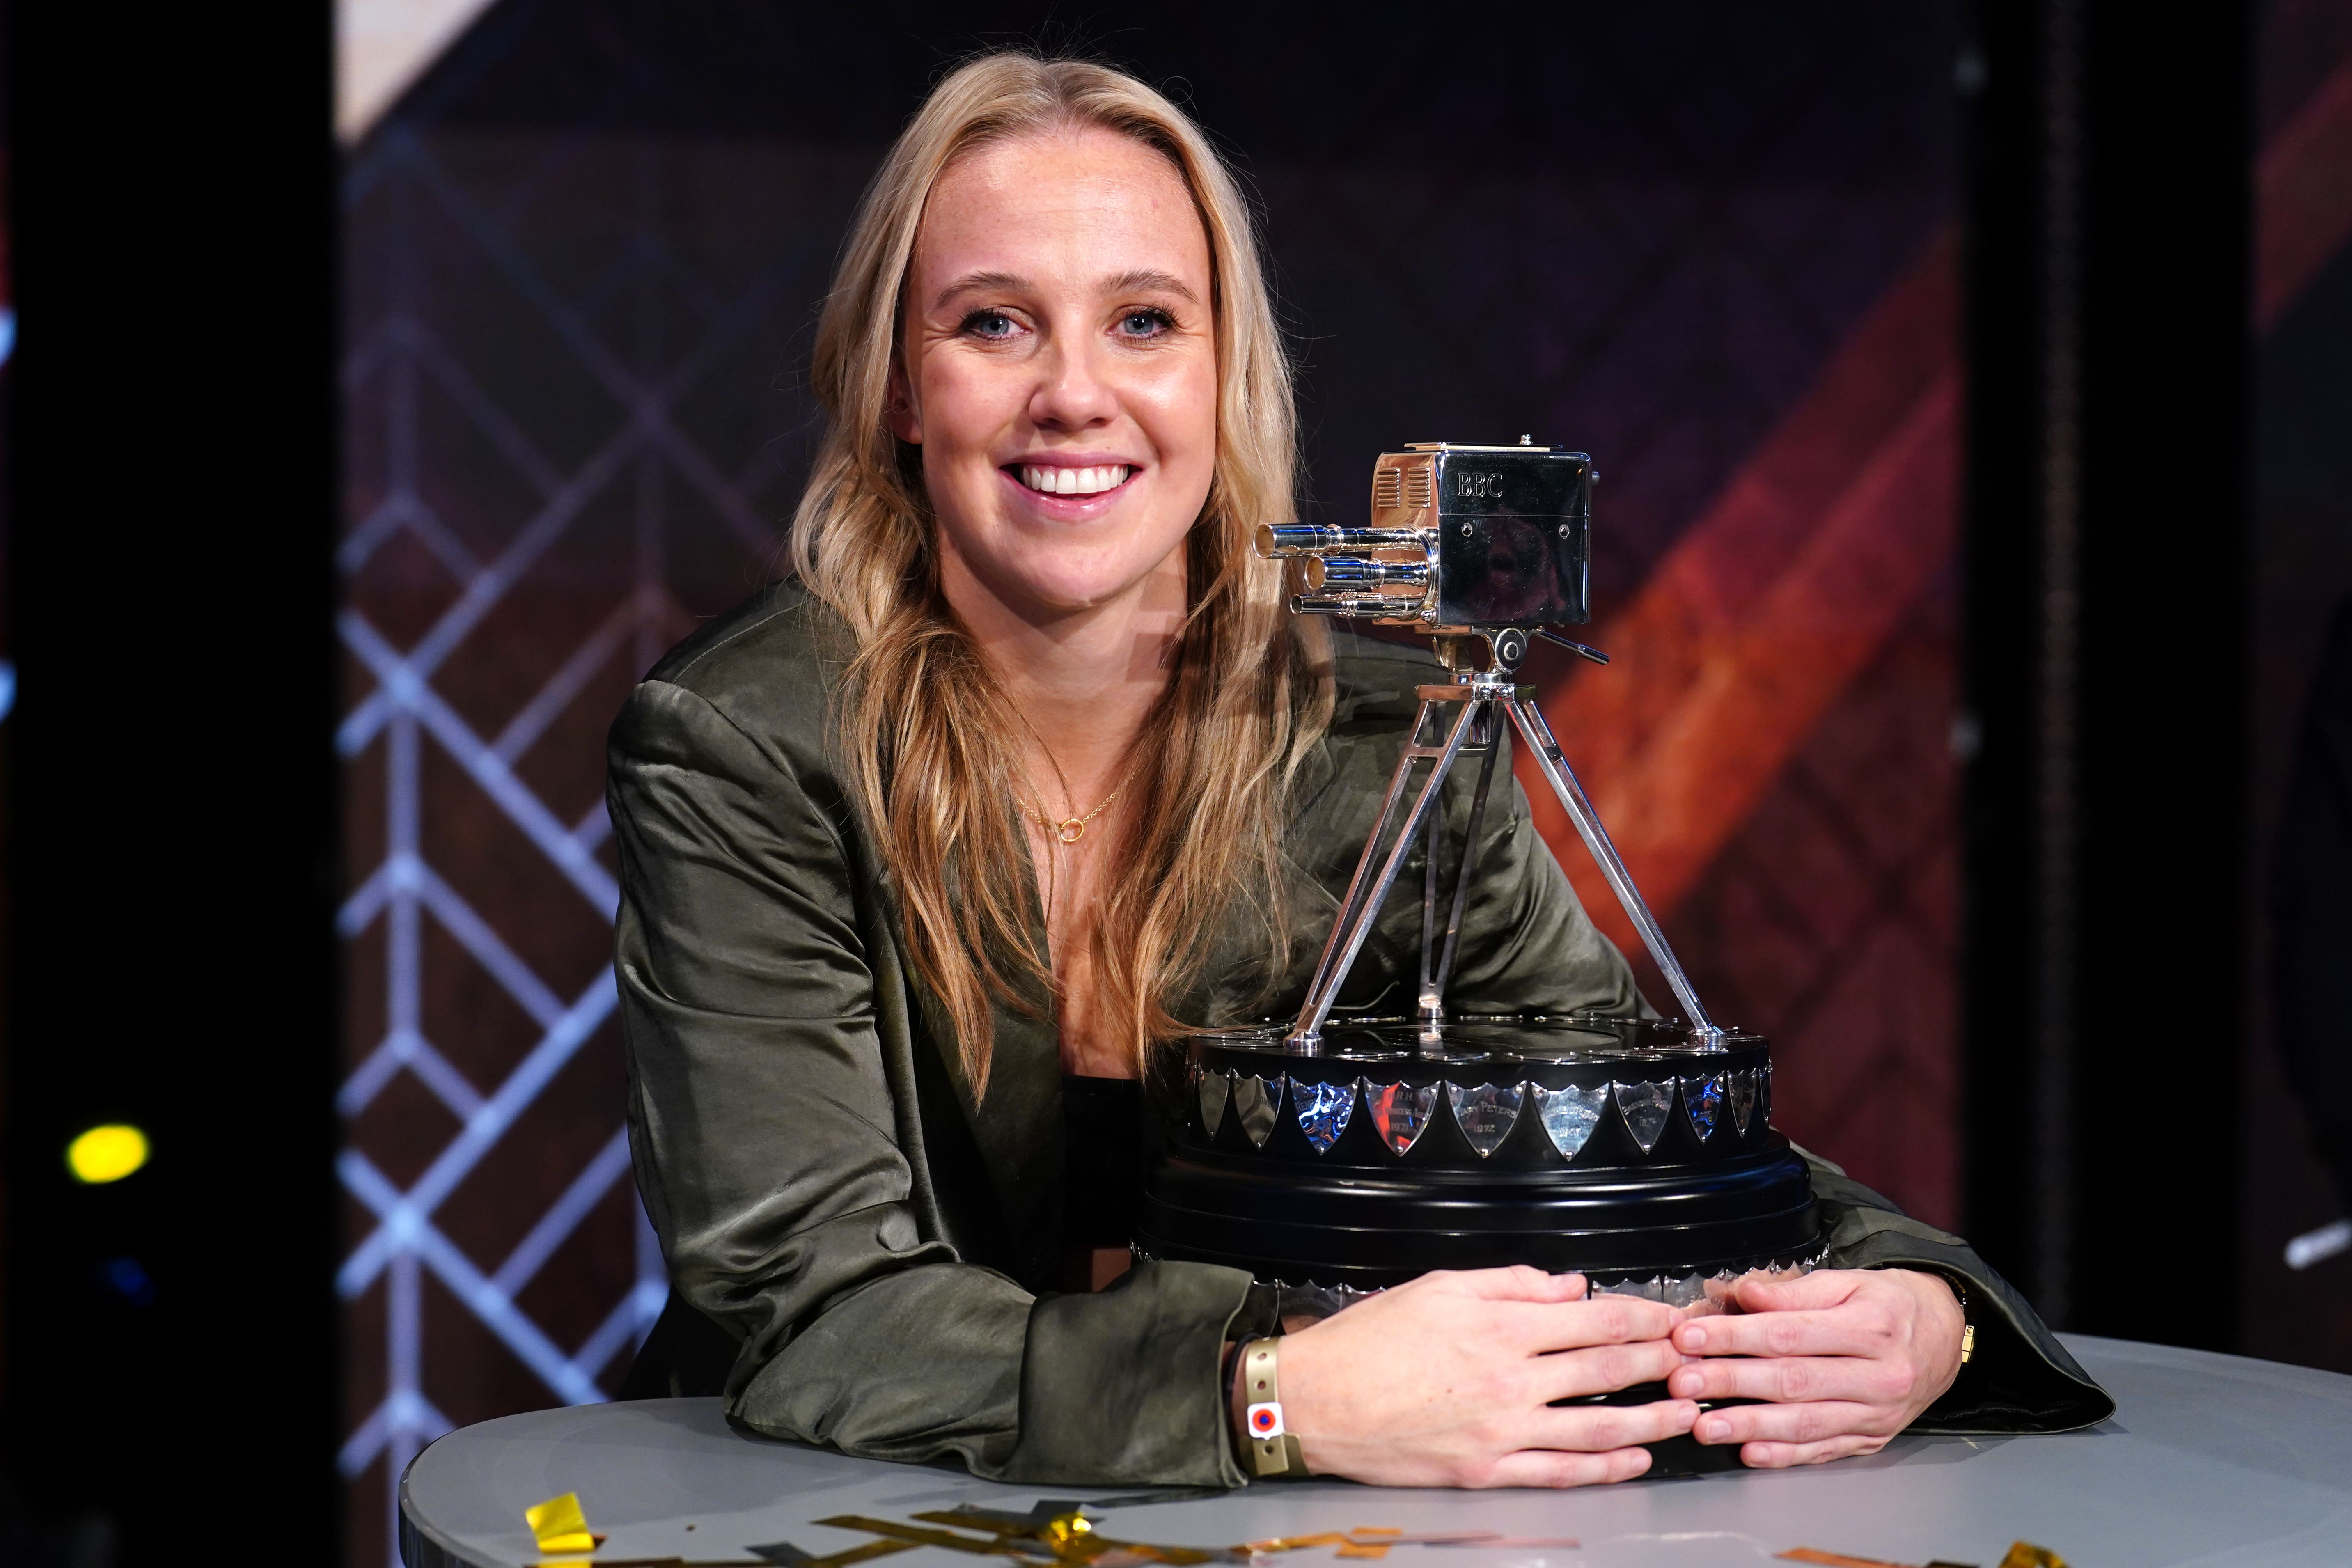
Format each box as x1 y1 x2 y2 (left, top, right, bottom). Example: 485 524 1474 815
338 124 874 1565
338 7 1962 1566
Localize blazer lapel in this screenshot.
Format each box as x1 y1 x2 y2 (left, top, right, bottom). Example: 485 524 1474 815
921 846 1065 1293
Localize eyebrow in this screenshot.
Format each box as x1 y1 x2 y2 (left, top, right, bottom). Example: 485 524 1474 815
1102 268 1200 304
929 267 1202 311
931 270 1028 310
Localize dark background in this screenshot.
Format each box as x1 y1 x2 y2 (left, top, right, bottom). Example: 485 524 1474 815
1 2 2348 1563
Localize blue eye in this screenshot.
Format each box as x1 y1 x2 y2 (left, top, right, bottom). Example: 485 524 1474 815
1119 309 1173 338
964 310 1018 339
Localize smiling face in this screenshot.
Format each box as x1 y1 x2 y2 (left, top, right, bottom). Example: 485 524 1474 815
892 125 1218 625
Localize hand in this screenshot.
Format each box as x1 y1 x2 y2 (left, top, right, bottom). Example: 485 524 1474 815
1263 1267 1699 1488
1666 1268 1965 1468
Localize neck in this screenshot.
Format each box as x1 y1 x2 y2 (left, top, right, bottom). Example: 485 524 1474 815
938 543 1187 810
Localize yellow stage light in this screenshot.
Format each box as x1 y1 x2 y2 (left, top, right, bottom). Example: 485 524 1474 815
67 1124 149 1184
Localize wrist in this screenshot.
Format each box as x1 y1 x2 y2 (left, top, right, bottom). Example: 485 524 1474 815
1900 1269 1970 1354
1891 1268 1973 1401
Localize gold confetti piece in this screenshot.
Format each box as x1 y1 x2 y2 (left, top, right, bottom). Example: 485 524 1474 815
1091 1540 1240 1566
914 1510 1100 1555
918 1512 1034 1536
934 1505 1097 1536
820 1515 1041 1559
822 1513 1235 1567
820 1509 1561 1568
1995 1547 2065 1568
830 1546 924 1568
526 1492 599 1556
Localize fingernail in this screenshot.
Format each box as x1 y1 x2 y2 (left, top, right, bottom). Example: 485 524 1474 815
1698 1415 1727 1442
1682 1325 1707 1349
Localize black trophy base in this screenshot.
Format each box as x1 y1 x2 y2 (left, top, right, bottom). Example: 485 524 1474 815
1137 1018 1823 1296
1140 1140 1821 1291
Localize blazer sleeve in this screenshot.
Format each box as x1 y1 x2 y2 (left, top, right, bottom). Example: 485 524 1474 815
610 678 1263 1483
1803 1150 2114 1433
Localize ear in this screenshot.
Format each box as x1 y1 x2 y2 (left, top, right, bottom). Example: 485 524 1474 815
886 353 922 445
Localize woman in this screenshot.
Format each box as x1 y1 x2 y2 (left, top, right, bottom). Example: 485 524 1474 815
610 52 2110 1488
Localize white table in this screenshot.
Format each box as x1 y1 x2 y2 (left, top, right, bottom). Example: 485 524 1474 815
399 1336 2352 1568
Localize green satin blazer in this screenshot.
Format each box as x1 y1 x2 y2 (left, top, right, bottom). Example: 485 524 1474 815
608 580 2112 1486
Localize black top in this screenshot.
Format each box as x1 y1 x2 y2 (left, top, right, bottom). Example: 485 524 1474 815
1062 1075 1146 1250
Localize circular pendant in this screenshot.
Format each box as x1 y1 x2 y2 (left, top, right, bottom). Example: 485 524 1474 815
1057 818 1086 845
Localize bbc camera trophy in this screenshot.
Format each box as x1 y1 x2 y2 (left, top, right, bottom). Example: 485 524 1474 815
1136 442 1823 1306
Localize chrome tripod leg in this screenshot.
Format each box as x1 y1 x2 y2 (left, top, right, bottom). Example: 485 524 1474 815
1503 695 1723 1044
1288 699 1483 1050
1296 700 1440 1034
1419 722 1502 1027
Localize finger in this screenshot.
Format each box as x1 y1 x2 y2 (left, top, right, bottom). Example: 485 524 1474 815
1738 1433 1887 1469
1523 1396 1699 1454
1502 1293 1682 1353
1446 1265 1590 1304
1479 1445 1653 1489
1538 1337 1694 1402
1731 1268 1864 1314
1690 1399 1891 1448
1667 1353 1913 1407
1673 1293 1735 1324
1673 1306 1877 1359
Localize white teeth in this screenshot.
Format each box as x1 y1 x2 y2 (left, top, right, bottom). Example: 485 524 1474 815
1020 464 1129 496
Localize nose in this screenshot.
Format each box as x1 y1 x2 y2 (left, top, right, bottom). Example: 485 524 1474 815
1026 334 1119 432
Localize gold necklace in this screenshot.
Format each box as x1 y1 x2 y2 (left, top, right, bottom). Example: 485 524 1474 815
1025 774 1129 846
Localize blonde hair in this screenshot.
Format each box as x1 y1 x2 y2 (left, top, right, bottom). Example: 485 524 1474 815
788 52 1332 1095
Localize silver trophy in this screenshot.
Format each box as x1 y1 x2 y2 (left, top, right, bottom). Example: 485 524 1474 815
1134 440 1817 1313
1262 440 1721 1051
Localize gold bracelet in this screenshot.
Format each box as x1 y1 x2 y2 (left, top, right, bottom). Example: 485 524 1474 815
1238 1338 1309 1477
